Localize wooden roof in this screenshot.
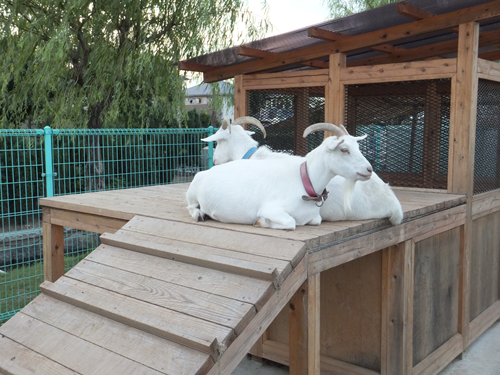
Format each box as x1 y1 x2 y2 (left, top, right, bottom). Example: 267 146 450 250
178 0 500 83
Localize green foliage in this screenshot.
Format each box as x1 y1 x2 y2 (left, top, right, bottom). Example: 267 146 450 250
0 0 270 129
324 0 399 19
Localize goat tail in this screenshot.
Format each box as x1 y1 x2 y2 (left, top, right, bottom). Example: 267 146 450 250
343 178 357 215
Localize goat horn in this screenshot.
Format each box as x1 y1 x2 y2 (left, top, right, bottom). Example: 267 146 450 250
232 116 267 138
221 117 230 131
303 123 345 138
339 124 350 136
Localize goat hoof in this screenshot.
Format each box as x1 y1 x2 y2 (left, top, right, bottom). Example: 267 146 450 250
253 218 262 227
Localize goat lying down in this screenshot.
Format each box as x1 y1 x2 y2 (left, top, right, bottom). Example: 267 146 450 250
200 116 404 225
186 123 373 230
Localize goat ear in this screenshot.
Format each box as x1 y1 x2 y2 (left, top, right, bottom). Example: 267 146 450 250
245 130 256 136
327 138 345 151
201 133 224 143
353 134 368 142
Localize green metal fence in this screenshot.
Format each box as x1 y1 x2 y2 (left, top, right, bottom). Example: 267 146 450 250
0 126 214 323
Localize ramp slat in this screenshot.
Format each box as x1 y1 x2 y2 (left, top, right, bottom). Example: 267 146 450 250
0 335 78 375
21 295 213 375
40 277 234 357
101 230 288 282
66 260 256 335
87 245 275 311
1 314 165 375
123 216 306 267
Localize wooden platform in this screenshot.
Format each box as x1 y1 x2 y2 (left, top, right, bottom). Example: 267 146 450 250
0 183 477 375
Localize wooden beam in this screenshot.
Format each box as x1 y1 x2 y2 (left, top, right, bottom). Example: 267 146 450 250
236 46 328 69
381 241 414 375
325 53 346 134
289 274 320 375
308 27 400 53
177 61 214 73
349 29 500 67
396 2 435 21
479 48 500 61
203 1 500 82
234 74 245 119
42 208 65 282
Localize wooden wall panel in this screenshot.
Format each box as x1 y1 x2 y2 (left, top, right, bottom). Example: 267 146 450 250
320 251 382 372
470 211 500 320
412 227 461 367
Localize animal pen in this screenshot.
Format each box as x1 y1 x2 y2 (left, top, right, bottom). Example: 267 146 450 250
0 1 499 375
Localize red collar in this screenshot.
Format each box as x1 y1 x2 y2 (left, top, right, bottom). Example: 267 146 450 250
300 161 329 206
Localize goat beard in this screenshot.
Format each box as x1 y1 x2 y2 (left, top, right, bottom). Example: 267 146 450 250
343 177 358 215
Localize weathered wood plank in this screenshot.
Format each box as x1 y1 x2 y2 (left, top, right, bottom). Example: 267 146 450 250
40 277 234 357
0 313 166 375
0 334 79 375
21 294 213 375
49 209 127 234
289 274 320 375
66 259 256 335
88 245 275 311
100 230 289 282
123 215 307 267
341 60 456 84
207 257 308 375
42 210 65 282
412 334 463 375
308 204 466 275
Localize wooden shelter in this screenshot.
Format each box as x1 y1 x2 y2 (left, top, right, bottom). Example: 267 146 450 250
176 0 500 374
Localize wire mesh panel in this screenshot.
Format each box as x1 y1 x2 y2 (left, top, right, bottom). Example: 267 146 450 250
0 129 45 322
345 79 451 189
0 127 213 323
247 87 325 156
474 79 500 195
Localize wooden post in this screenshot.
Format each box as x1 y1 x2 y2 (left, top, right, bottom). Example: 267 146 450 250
449 22 480 350
325 53 346 137
381 241 414 375
289 273 320 375
423 81 441 188
42 207 65 282
234 74 246 120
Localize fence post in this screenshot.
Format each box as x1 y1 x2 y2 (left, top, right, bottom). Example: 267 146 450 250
43 126 55 197
207 126 214 169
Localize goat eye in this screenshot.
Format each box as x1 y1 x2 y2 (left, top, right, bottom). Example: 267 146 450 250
341 148 349 154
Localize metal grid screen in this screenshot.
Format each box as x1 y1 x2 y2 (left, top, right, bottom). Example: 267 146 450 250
247 87 325 156
474 79 500 194
345 79 451 189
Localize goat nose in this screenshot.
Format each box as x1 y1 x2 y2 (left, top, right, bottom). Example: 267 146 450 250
367 166 373 173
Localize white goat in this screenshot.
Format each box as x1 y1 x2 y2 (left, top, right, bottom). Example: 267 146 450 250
201 117 403 225
186 123 373 230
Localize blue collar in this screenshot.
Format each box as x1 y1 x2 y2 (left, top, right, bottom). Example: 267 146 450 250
242 147 258 159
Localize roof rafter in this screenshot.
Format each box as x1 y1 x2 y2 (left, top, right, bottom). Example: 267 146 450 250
348 28 500 66
236 46 328 69
202 0 500 83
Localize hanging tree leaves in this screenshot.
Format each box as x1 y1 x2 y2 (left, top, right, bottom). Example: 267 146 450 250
0 0 270 129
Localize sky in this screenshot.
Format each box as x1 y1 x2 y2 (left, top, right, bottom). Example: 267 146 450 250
248 0 331 37
186 0 331 87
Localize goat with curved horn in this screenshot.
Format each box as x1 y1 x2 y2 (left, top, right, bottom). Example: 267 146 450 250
232 116 266 138
303 123 346 139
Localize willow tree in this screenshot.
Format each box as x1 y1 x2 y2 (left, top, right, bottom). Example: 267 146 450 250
0 0 268 189
0 0 268 129
324 0 398 19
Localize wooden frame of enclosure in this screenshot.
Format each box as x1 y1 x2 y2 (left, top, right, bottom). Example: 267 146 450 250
191 12 500 375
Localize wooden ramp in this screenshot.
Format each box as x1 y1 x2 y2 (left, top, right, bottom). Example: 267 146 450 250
0 215 307 375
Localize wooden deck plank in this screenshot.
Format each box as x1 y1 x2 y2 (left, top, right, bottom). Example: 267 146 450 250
40 277 234 357
21 294 213 375
123 216 307 266
100 230 291 282
0 334 79 375
88 245 275 311
66 259 256 335
0 314 165 375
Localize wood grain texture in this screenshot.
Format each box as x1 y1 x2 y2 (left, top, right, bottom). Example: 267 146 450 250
20 294 213 375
